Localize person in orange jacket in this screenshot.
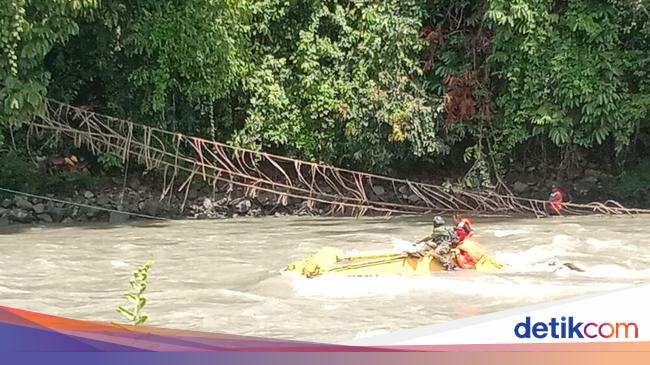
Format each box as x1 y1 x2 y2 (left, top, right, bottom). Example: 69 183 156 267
453 216 473 243
451 217 479 269
548 187 564 215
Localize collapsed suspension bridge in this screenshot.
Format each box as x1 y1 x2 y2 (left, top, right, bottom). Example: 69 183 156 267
22 98 650 218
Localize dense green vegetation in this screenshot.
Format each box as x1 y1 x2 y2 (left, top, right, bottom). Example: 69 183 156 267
2 1 650 189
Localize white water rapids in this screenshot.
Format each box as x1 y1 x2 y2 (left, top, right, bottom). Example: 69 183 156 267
1 215 648 343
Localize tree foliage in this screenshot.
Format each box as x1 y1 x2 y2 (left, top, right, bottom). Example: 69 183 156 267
487 0 650 159
2 0 650 177
44 0 249 136
233 1 449 170
1 0 97 141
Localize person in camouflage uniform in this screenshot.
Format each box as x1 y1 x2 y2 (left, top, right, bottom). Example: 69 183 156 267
412 216 458 270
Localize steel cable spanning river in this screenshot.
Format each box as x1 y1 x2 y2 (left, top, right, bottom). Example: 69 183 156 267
1 215 649 343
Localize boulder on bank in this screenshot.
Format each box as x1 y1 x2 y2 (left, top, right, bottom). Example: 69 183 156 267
127 177 141 190
232 198 252 214
33 203 45 214
14 197 33 210
371 185 385 196
84 207 100 217
202 198 213 210
142 199 160 216
512 181 528 194
37 213 53 223
10 209 33 223
109 211 130 223
407 193 420 203
255 191 277 206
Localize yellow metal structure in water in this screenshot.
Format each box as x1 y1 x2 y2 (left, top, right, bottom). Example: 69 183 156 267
284 241 503 278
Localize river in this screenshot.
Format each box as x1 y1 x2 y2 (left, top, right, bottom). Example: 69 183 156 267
1 215 649 343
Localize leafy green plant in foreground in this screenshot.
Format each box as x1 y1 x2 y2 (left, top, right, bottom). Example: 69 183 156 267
116 261 154 326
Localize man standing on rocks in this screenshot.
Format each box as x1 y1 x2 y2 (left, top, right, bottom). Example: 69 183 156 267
548 187 564 215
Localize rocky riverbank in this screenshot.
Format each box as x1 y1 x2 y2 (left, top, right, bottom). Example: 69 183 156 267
505 162 617 203
0 160 626 227
0 175 329 226
0 183 440 227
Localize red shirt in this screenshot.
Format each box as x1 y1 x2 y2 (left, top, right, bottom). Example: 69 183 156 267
455 227 470 242
549 189 564 214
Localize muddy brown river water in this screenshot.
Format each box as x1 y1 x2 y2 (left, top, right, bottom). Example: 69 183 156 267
1 215 648 343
